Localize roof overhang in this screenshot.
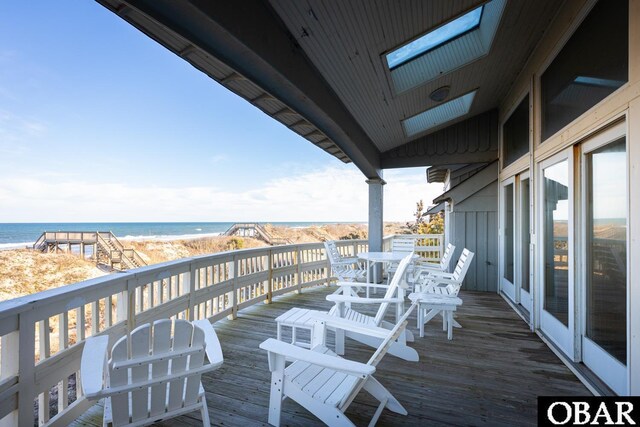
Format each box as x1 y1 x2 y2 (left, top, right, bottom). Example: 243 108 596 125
433 160 498 205
95 1 562 176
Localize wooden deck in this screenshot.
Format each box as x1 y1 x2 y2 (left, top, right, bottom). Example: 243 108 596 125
74 286 589 426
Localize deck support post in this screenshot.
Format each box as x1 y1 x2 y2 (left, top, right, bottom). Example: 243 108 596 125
367 177 385 282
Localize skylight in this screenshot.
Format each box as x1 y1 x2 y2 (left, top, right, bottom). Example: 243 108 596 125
402 90 477 137
574 76 626 89
386 6 483 69
386 0 506 94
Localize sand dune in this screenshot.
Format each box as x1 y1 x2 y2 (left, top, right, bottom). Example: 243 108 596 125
0 223 405 301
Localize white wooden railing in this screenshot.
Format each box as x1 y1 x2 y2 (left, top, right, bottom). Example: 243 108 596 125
0 234 442 426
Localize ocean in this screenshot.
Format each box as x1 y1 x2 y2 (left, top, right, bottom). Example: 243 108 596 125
0 222 347 249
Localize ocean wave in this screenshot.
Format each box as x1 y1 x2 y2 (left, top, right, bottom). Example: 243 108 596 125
119 232 221 242
0 242 33 251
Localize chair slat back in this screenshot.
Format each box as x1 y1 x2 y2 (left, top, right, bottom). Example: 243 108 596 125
440 243 456 271
324 241 342 265
107 319 207 425
150 319 171 417
391 237 415 254
339 302 417 410
452 249 475 282
368 302 417 367
373 253 413 326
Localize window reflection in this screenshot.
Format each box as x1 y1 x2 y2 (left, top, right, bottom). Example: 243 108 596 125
586 138 627 364
543 160 569 326
541 0 628 141
504 184 514 283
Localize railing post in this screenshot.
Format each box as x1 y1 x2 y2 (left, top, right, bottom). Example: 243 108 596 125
295 247 302 294
266 249 273 303
16 313 36 427
0 331 19 427
117 279 134 334
325 244 332 287
228 256 238 320
185 263 196 321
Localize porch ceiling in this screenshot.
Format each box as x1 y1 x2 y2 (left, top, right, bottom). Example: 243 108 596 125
96 0 562 176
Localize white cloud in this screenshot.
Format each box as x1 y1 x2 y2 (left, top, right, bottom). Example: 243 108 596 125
209 154 228 164
0 166 442 223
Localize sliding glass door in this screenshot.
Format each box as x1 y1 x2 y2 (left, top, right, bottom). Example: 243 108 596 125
501 178 516 301
581 123 627 395
519 172 532 313
501 173 532 314
539 150 573 355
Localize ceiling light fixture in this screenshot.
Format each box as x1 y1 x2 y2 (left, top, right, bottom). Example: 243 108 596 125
429 86 450 102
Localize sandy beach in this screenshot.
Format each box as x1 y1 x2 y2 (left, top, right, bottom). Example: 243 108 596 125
0 223 404 302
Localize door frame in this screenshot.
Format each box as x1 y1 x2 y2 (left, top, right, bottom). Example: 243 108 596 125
579 121 628 395
500 176 517 302
518 171 533 314
537 148 575 358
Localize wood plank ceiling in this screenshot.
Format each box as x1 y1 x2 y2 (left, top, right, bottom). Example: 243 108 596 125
269 0 562 153
95 0 563 173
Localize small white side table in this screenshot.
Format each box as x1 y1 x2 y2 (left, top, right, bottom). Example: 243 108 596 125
275 307 320 348
409 293 463 340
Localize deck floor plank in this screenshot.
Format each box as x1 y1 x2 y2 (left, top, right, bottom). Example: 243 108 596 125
71 286 589 426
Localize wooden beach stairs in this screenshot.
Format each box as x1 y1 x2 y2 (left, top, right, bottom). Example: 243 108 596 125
33 231 146 271
223 223 290 245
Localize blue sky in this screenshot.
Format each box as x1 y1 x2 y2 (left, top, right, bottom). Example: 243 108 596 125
0 1 440 222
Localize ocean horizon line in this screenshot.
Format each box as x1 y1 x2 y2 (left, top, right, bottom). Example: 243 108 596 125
0 221 369 247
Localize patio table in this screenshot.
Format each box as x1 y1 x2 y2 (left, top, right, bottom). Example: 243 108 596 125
357 251 414 296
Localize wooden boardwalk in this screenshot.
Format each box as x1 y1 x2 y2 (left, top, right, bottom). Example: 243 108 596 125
74 286 589 426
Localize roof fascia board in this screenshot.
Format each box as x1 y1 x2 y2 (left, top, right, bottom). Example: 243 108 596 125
433 161 498 205
103 0 382 178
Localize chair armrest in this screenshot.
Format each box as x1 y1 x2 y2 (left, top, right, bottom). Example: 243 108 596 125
259 338 374 377
414 265 444 274
334 281 390 289
313 314 391 339
426 277 461 286
81 335 109 400
193 319 224 369
420 270 453 279
340 256 359 264
326 294 404 305
416 259 439 266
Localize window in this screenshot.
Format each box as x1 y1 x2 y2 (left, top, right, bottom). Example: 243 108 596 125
386 0 506 93
504 183 514 284
585 138 627 364
542 160 569 326
502 95 529 167
540 0 628 141
521 178 530 294
386 6 483 69
402 90 476 137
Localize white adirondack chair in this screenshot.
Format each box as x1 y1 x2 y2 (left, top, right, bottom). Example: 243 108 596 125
415 248 475 296
409 243 456 289
385 236 416 283
327 253 417 360
277 253 417 361
411 249 475 338
325 240 366 282
261 303 418 427
81 318 223 426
